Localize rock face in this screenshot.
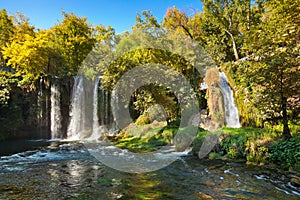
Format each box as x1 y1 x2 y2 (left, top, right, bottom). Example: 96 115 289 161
205 68 225 130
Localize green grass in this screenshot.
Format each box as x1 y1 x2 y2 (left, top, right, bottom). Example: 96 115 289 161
113 122 300 171
194 126 299 171
114 136 168 153
112 122 173 153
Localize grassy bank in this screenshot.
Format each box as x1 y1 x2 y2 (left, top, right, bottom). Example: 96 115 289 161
110 122 300 172
193 126 300 172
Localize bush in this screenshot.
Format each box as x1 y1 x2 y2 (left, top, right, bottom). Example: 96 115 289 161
209 152 222 160
135 114 151 126
160 127 176 143
220 132 248 159
269 138 300 170
191 128 208 155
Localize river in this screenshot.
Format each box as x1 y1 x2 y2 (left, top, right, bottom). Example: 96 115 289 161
0 140 299 199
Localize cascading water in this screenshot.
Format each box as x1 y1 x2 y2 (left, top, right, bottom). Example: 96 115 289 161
90 77 101 140
219 72 241 128
37 77 44 133
67 76 113 140
67 76 85 139
105 91 110 125
50 81 62 139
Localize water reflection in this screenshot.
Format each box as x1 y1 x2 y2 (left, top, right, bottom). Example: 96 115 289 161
0 142 299 199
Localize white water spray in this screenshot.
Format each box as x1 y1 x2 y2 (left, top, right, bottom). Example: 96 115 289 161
50 81 62 139
67 76 85 139
90 77 101 140
219 72 241 128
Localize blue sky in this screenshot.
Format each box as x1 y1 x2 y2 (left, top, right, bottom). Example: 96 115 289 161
0 0 203 33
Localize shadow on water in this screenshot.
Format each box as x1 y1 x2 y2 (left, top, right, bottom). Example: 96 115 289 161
0 139 51 156
0 141 299 199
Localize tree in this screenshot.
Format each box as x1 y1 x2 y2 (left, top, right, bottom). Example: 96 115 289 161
135 10 160 30
51 12 95 75
200 0 254 61
246 0 300 139
164 6 195 40
102 25 203 122
0 9 16 104
0 9 14 66
2 12 47 85
163 7 206 46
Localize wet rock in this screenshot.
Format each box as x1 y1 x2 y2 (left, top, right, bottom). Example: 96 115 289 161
198 192 214 199
287 170 300 187
18 150 37 157
290 175 300 187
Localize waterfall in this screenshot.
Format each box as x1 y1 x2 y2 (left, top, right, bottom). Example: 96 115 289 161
67 76 112 140
90 77 101 140
50 81 62 139
37 77 43 130
105 91 110 125
67 76 84 139
219 72 241 128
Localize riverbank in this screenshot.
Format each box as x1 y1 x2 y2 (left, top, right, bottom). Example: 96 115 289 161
109 122 300 186
110 123 299 169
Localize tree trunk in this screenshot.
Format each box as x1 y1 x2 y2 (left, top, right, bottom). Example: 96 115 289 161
226 30 240 61
282 96 291 139
279 69 291 139
231 35 239 61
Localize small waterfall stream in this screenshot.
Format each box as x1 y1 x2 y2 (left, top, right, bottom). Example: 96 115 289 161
50 81 62 139
37 77 43 129
219 72 241 128
90 77 101 140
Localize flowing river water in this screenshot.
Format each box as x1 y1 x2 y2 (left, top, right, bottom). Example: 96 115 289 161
0 140 299 199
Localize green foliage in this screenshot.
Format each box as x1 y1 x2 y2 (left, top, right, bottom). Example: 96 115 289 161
217 128 275 163
200 0 253 61
135 114 151 126
0 72 17 104
113 122 168 152
191 128 209 155
0 9 14 66
114 136 167 153
242 0 300 138
209 152 222 160
160 126 177 143
103 45 200 121
51 12 96 75
269 138 300 170
99 178 111 186
135 10 160 30
220 128 249 159
192 127 299 169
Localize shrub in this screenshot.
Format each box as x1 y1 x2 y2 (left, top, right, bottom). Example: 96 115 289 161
269 138 300 170
209 152 222 160
191 128 208 155
220 132 248 159
135 114 151 126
